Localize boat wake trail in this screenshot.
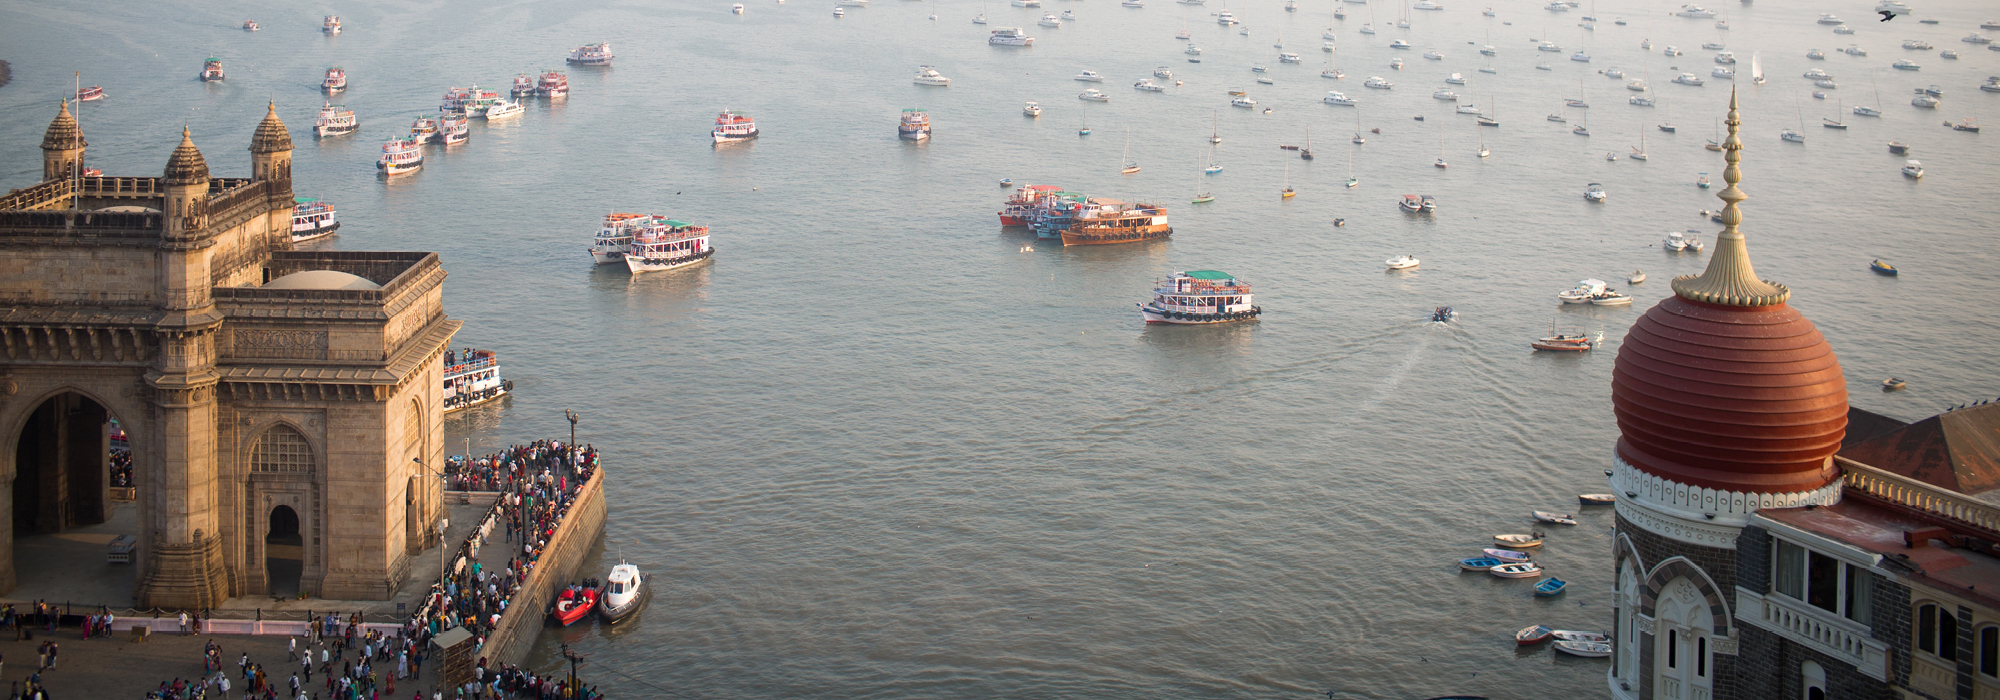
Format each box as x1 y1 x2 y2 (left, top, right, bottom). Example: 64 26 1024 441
1357 336 1428 412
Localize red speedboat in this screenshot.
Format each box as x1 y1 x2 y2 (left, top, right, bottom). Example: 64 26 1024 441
549 584 600 626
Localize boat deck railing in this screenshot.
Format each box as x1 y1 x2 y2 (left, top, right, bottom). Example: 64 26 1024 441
446 357 499 376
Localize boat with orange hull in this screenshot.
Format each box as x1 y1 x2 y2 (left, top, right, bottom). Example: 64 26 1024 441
999 184 1065 225
1058 199 1171 246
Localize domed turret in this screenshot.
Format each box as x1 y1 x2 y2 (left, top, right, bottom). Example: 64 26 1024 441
41 100 87 181
1611 88 1847 497
164 126 210 185
249 101 294 182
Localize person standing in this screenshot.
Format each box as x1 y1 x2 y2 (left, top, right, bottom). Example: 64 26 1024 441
43 643 54 670
180 611 190 635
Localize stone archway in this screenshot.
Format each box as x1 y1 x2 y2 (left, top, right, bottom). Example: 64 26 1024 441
3 388 141 604
265 505 302 597
11 392 112 533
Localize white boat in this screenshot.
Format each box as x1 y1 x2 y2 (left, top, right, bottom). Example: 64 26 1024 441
1902 39 1933 50
1011 0 1038 5
1023 101 1042 117
1385 254 1420 270
483 98 524 120
290 197 339 243
1134 79 1166 92
1423 50 1443 60
1216 9 1236 24
1230 95 1257 107
1279 52 1302 63
1807 48 1825 59
1803 68 1830 79
442 349 512 411
1833 24 1855 34
1080 89 1110 102
1584 182 1605 201
1324 91 1358 105
1630 96 1654 106
1966 33 1993 44
989 27 1035 45
1137 271 1263 324
1445 72 1465 85
1902 160 1923 178
1389 58 1403 69
567 43 615 66
624 218 715 273
1154 67 1175 79
1714 50 1735 64
1571 51 1590 62
1629 270 1646 284
1663 45 1681 56
1893 59 1920 71
1675 4 1713 17
589 212 649 264
322 15 341 34
1061 8 1076 20
1713 67 1734 79
1750 51 1764 84
1493 533 1543 549
1941 50 1958 59
1185 45 1202 55
1414 0 1440 8
1554 641 1613 657
1390 39 1412 49
1603 69 1624 79
712 110 760 142
1533 510 1578 525
1359 24 1375 34
314 103 358 137
733 3 745 12
1039 12 1062 26
1854 105 1881 116
898 109 931 140
596 561 650 624
1558 279 1604 303
376 135 422 175
1545 1 1567 10
1123 0 1144 6
1491 562 1543 578
1455 104 1480 114
1844 46 1867 57
1363 76 1392 89
1591 289 1632 305
1911 95 1938 108
1538 41 1561 52
914 65 952 86
1672 73 1704 86
437 113 470 145
1432 90 1458 100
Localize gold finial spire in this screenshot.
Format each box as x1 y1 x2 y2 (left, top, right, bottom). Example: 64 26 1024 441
1671 86 1791 307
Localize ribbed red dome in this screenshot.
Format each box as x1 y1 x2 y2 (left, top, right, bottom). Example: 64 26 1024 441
1612 295 1848 494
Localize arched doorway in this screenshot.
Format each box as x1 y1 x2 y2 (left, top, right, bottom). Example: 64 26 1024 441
11 393 112 533
265 505 303 596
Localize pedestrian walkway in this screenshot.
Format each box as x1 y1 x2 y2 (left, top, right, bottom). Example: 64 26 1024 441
0 626 289 698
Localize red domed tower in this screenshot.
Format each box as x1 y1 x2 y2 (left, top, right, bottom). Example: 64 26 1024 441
1606 89 1849 700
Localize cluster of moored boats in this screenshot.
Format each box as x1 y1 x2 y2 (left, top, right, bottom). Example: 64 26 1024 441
548 561 649 627
1458 495 1617 657
998 184 1174 247
586 212 717 274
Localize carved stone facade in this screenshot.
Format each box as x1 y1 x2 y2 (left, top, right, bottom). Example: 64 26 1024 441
0 103 459 608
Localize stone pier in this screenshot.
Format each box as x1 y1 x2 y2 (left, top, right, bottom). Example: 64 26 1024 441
476 466 606 666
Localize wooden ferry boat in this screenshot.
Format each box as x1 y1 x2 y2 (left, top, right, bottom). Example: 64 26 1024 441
624 218 714 273
1137 270 1261 324
443 348 511 412
999 184 1064 225
1058 199 1171 246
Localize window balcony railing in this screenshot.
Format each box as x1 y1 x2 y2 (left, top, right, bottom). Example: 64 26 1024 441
1736 588 1890 681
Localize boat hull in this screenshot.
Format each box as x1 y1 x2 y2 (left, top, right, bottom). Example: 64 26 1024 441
290 222 340 243
590 248 627 264
598 582 650 624
443 382 510 413
377 161 422 176
1060 224 1171 246
316 123 358 137
1138 303 1260 324
713 129 760 143
625 247 716 274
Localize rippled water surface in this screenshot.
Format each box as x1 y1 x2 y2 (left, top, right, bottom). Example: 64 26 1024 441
5 0 1998 695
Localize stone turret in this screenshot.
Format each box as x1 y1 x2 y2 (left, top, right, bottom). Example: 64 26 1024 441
163 126 210 240
40 100 86 182
249 101 293 182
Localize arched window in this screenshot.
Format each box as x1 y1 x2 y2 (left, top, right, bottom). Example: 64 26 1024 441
1917 603 1959 661
1801 660 1826 700
252 424 314 473
403 399 423 461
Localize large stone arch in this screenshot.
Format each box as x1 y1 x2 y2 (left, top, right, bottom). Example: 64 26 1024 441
1642 556 1733 638
0 378 151 597
240 419 321 596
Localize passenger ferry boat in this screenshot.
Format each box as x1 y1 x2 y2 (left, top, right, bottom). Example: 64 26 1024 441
376 135 423 175
463 86 501 116
322 67 347 93
438 113 470 145
410 115 441 143
76 85 105 102
1137 270 1261 324
440 87 471 113
567 43 615 66
315 104 358 137
290 197 339 243
624 219 714 273
242 20 258 31
1059 199 1171 246
712 110 759 142
589 212 650 263
442 348 511 412
322 15 341 34
200 57 226 82
989 27 1035 45
537 71 569 98
899 109 932 140
512 73 536 97
999 184 1064 225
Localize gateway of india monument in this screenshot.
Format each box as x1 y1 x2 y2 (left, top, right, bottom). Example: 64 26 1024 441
0 101 459 608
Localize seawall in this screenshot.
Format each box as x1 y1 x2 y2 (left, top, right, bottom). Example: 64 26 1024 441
478 465 606 666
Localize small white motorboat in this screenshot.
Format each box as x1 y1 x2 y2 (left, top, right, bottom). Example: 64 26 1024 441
1075 70 1105 82
1553 630 1610 643
1023 101 1042 117
1533 510 1578 525
1590 290 1632 306
1491 562 1544 579
1578 493 1617 505
1493 533 1544 548
1555 640 1613 657
596 561 650 623
1628 270 1645 284
483 99 524 120
1385 254 1420 270
1584 182 1606 201
1079 89 1110 102
1483 548 1532 562
1231 96 1258 108
1902 160 1923 178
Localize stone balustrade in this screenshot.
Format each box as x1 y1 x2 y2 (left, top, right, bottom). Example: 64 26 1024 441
1838 457 2000 536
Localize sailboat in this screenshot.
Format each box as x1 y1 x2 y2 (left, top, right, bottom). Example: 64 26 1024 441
1574 109 1590 136
1630 127 1648 159
974 0 988 23
1345 145 1359 187
1434 126 1447 168
1477 123 1489 157
1322 47 1344 79
1282 162 1296 198
1824 99 1847 129
1122 129 1141 173
1192 150 1214 203
1080 104 1092 136
1706 117 1723 150
1352 105 1366 144
1325 2 1339 38
1209 111 1222 144
1855 77 1883 117
1301 125 1314 159
1657 82 1677 132
1750 51 1764 84
1205 142 1222 173
1781 95 1805 142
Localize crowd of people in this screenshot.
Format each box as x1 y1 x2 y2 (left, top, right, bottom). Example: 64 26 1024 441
110 448 133 488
